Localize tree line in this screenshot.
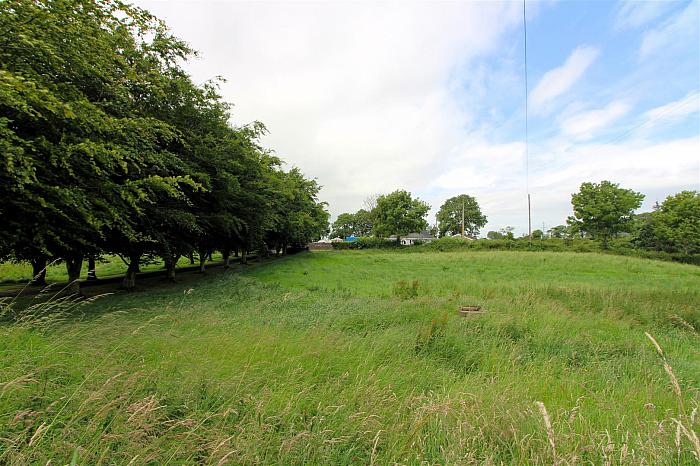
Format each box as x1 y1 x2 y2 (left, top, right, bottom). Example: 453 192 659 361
523 182 698 257
331 191 487 242
332 182 699 258
0 0 329 292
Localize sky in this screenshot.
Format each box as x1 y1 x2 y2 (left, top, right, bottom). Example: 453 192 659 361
135 0 700 236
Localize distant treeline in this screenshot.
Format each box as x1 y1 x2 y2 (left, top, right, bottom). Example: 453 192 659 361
0 1 329 292
331 184 700 265
331 236 700 265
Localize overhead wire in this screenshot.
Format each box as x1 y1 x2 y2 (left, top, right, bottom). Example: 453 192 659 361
523 0 532 239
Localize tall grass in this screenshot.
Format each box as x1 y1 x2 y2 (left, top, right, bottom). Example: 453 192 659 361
1 250 698 463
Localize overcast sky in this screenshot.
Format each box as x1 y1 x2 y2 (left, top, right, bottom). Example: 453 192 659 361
135 0 700 236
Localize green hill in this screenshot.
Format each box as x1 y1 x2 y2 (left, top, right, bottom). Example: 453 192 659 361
2 250 699 464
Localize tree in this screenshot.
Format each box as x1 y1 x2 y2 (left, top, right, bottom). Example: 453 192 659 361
353 209 374 237
547 225 569 239
331 209 373 238
266 168 329 254
487 231 504 240
499 226 515 240
363 194 380 212
0 0 329 293
636 191 700 255
436 194 487 237
372 190 430 243
331 213 356 239
568 181 644 248
531 229 544 240
0 0 195 293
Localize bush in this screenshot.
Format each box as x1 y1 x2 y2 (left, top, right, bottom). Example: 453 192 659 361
331 237 400 250
328 235 699 266
415 237 600 253
330 241 355 250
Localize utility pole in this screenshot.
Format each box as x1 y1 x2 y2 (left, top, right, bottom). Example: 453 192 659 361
528 193 532 241
461 198 465 237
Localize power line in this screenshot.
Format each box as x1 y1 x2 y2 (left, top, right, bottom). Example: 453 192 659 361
591 96 699 148
523 0 532 240
553 95 700 169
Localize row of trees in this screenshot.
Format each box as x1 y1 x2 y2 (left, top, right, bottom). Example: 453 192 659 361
635 191 699 255
567 182 699 255
487 182 699 256
332 181 698 257
0 0 328 292
331 192 488 241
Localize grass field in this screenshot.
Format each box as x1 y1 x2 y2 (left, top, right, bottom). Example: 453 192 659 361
0 254 224 292
1 250 699 464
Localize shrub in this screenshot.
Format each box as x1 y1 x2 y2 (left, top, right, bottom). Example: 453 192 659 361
331 237 400 250
330 241 356 250
328 235 699 266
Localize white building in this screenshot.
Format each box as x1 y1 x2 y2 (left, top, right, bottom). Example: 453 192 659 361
447 232 477 240
388 232 437 245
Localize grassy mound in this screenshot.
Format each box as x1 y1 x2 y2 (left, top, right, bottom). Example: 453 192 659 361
1 250 699 463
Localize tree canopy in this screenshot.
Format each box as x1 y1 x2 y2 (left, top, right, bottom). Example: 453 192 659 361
372 190 430 240
0 0 328 291
330 213 357 239
636 191 700 255
568 181 644 248
436 194 487 237
330 209 373 238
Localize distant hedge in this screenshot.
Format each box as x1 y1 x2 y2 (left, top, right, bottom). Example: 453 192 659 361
331 237 401 250
329 236 700 265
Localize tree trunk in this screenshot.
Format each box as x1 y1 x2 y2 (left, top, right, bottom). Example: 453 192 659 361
87 256 97 280
222 248 231 269
198 249 207 273
234 248 239 257
65 255 83 295
241 248 247 265
164 254 179 282
122 252 141 290
30 256 47 286
282 243 288 255
188 252 195 264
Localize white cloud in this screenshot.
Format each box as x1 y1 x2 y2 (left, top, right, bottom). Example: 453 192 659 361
130 1 699 237
644 91 700 123
422 135 699 236
429 141 525 192
560 101 631 140
530 46 599 112
640 2 699 59
134 0 525 218
488 137 700 235
534 138 699 192
614 0 674 30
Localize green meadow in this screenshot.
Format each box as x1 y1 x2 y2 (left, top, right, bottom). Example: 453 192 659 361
0 254 223 287
1 250 699 464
